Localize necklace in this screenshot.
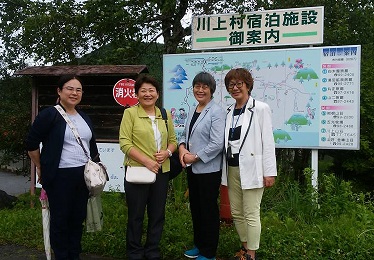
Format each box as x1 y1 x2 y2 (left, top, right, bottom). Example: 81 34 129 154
230 100 248 139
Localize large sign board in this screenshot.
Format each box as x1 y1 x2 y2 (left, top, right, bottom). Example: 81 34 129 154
192 6 324 50
163 45 360 150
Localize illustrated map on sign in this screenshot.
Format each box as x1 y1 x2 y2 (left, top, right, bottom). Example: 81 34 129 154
163 46 360 150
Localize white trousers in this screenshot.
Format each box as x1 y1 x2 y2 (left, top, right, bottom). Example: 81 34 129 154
227 166 264 250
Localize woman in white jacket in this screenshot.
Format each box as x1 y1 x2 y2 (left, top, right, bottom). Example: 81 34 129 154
222 68 277 260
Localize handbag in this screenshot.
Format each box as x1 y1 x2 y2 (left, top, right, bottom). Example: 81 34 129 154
161 108 183 180
125 166 156 184
84 159 108 196
55 105 108 196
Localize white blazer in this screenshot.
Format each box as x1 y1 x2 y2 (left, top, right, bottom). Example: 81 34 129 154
222 97 277 189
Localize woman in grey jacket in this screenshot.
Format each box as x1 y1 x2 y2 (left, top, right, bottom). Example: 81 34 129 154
179 72 225 260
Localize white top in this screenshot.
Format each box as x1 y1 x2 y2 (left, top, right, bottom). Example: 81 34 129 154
59 113 92 168
149 115 161 152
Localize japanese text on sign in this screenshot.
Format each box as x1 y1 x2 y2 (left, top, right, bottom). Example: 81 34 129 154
113 78 138 107
192 6 324 50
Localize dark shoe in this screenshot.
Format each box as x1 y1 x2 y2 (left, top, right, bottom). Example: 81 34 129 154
240 253 253 260
234 246 247 260
231 247 252 260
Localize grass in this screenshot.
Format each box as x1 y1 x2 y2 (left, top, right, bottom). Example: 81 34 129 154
0 169 373 259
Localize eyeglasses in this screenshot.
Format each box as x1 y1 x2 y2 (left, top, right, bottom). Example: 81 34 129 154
193 84 210 91
63 86 83 94
228 81 245 91
139 88 157 94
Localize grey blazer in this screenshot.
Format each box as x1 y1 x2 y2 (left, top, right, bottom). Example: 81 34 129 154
179 99 226 174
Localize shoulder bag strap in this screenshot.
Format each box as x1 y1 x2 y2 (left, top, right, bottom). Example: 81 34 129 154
161 108 168 132
161 107 174 146
54 105 91 160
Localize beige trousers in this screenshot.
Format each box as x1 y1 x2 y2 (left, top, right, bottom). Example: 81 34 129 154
227 166 264 250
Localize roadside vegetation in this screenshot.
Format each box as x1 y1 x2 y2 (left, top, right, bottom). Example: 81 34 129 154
0 169 372 259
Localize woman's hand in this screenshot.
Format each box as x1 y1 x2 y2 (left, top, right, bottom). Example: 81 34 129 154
178 146 189 167
36 167 42 184
183 153 198 165
154 150 169 165
28 150 42 183
128 147 161 174
264 176 275 187
145 159 162 174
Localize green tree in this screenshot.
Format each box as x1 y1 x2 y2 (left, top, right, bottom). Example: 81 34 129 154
0 0 255 67
0 0 87 66
0 76 31 170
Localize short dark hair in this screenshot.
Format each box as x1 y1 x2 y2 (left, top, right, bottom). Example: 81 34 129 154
224 68 254 94
192 71 216 95
134 74 160 94
57 75 83 90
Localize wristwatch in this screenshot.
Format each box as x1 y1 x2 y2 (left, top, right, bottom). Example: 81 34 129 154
167 149 173 157
194 154 199 161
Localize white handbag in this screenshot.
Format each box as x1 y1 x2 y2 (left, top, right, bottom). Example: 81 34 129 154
84 159 108 196
55 105 108 196
126 166 156 184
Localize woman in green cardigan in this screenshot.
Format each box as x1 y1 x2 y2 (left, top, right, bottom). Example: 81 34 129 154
119 74 177 260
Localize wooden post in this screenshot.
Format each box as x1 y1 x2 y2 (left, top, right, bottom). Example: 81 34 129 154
29 80 38 208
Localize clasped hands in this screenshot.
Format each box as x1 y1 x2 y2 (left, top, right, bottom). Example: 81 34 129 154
178 146 198 168
145 150 169 174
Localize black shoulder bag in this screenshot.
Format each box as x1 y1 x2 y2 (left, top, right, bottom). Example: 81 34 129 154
161 108 183 180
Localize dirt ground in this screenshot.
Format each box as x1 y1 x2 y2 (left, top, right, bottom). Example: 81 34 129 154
0 244 120 260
